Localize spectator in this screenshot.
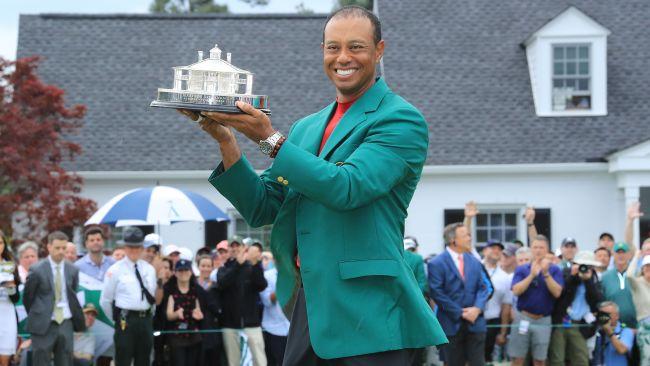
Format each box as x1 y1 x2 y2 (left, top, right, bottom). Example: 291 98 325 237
164 259 207 366
594 247 611 280
495 244 518 355
163 245 181 266
153 257 174 366
626 249 650 365
217 238 267 366
260 261 290 366
481 240 511 363
404 237 428 297
559 237 578 270
499 243 518 274
73 303 99 366
194 247 212 276
0 230 20 366
16 241 39 283
428 222 491 366
197 255 213 290
209 240 230 282
143 233 163 266
601 242 637 328
509 234 564 366
112 247 125 261
75 226 114 281
65 242 78 263
513 239 525 249
516 247 533 267
599 232 616 269
23 231 86 366
593 301 635 366
261 251 274 271
548 251 603 366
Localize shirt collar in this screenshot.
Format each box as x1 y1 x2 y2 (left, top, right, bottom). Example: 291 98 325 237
84 253 107 265
48 256 64 269
446 246 462 258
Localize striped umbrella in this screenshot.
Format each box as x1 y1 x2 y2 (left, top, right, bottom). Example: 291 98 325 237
85 186 229 226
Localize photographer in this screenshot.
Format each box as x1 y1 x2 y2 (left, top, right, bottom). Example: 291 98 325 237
549 251 603 365
592 301 635 366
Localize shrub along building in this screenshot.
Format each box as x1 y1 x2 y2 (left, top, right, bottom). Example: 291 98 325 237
16 0 650 255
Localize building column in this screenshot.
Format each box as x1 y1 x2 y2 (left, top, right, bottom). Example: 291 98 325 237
624 186 640 246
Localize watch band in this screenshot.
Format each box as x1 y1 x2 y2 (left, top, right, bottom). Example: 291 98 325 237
270 136 286 158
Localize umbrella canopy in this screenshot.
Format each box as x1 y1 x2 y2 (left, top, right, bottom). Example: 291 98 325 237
85 186 229 226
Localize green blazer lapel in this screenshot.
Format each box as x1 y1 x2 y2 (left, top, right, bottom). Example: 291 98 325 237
318 77 390 159
301 102 336 155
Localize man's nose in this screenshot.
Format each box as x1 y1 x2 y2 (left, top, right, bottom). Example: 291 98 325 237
336 49 352 64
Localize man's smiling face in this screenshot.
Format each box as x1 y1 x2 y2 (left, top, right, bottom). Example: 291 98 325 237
322 16 384 102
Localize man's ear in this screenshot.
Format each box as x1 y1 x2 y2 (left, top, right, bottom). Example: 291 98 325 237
375 40 385 63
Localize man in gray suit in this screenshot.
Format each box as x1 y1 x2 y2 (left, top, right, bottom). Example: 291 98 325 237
23 231 86 366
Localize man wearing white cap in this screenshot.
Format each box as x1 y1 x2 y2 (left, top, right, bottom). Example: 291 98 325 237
142 233 163 264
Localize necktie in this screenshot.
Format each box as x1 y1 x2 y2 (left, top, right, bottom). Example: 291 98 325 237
458 254 465 280
54 264 64 324
134 263 155 305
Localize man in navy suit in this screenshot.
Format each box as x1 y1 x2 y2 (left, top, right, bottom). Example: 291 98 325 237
428 222 491 366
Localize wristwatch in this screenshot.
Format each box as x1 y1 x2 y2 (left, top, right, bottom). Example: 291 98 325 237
259 131 284 156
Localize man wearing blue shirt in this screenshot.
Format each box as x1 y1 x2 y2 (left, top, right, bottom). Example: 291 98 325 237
593 301 635 366
75 226 114 281
509 235 564 366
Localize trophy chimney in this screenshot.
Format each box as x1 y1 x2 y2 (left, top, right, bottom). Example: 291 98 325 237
226 53 231 63
197 51 203 62
209 44 222 60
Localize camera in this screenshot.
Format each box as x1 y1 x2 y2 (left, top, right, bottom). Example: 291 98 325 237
596 311 611 326
578 264 593 274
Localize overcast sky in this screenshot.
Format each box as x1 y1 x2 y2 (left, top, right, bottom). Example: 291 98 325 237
0 0 333 60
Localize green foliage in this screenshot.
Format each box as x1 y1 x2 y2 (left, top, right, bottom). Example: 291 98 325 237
150 0 228 13
295 2 314 14
335 0 373 10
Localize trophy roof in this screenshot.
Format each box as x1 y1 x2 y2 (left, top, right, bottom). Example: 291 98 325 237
180 58 251 74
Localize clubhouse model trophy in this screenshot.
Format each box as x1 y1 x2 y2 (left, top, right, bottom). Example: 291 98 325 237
150 44 270 114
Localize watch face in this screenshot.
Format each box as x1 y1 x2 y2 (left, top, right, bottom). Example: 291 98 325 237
259 141 273 155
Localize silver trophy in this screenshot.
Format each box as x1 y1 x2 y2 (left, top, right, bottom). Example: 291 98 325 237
151 44 270 114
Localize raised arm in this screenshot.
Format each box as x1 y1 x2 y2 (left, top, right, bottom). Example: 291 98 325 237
525 207 538 244
624 201 643 252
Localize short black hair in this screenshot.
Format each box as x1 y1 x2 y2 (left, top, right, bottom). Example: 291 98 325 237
594 246 611 257
251 242 264 252
323 5 382 45
84 225 105 242
48 231 69 244
599 232 614 241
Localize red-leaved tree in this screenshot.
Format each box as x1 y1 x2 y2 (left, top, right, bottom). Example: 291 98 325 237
0 56 96 241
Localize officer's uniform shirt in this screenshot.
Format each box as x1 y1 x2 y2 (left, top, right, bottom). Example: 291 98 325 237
100 257 156 317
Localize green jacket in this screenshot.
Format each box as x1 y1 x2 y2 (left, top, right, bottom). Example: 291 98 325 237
209 78 447 358
404 250 428 296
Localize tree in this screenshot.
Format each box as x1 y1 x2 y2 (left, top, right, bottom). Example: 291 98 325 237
295 2 314 14
0 57 96 241
150 0 270 14
335 0 373 10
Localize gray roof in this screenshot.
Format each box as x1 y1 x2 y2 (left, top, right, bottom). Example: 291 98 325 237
380 0 650 165
17 13 332 171
16 1 650 171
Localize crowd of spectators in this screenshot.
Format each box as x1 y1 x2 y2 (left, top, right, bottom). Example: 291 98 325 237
0 200 648 366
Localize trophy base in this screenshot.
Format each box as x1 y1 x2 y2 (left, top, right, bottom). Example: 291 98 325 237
150 100 271 115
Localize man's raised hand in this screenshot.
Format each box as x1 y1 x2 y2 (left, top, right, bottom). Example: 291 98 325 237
627 201 644 221
524 207 536 225
464 201 479 218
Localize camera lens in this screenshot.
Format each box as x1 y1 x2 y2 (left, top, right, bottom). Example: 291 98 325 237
578 264 590 273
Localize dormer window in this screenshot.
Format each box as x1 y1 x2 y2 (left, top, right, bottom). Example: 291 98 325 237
523 6 610 117
552 44 591 111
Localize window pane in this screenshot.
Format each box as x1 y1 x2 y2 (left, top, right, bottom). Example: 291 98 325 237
554 62 564 75
477 214 487 226
579 46 589 59
505 229 518 242
505 214 516 226
553 47 564 60
476 229 487 243
490 213 502 226
565 79 576 89
566 46 576 59
578 79 589 91
579 62 589 75
553 79 564 88
490 229 503 242
566 62 576 75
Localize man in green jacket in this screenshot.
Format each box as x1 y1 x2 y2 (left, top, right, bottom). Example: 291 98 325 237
180 5 447 365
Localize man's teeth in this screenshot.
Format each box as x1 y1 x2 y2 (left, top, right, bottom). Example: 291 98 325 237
336 69 355 76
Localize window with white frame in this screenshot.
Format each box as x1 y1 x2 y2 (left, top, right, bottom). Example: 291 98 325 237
552 44 591 111
474 211 518 245
230 211 272 248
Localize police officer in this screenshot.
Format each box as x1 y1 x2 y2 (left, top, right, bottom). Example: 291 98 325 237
100 227 157 366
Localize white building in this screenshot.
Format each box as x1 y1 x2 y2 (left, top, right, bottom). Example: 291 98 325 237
16 2 650 256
